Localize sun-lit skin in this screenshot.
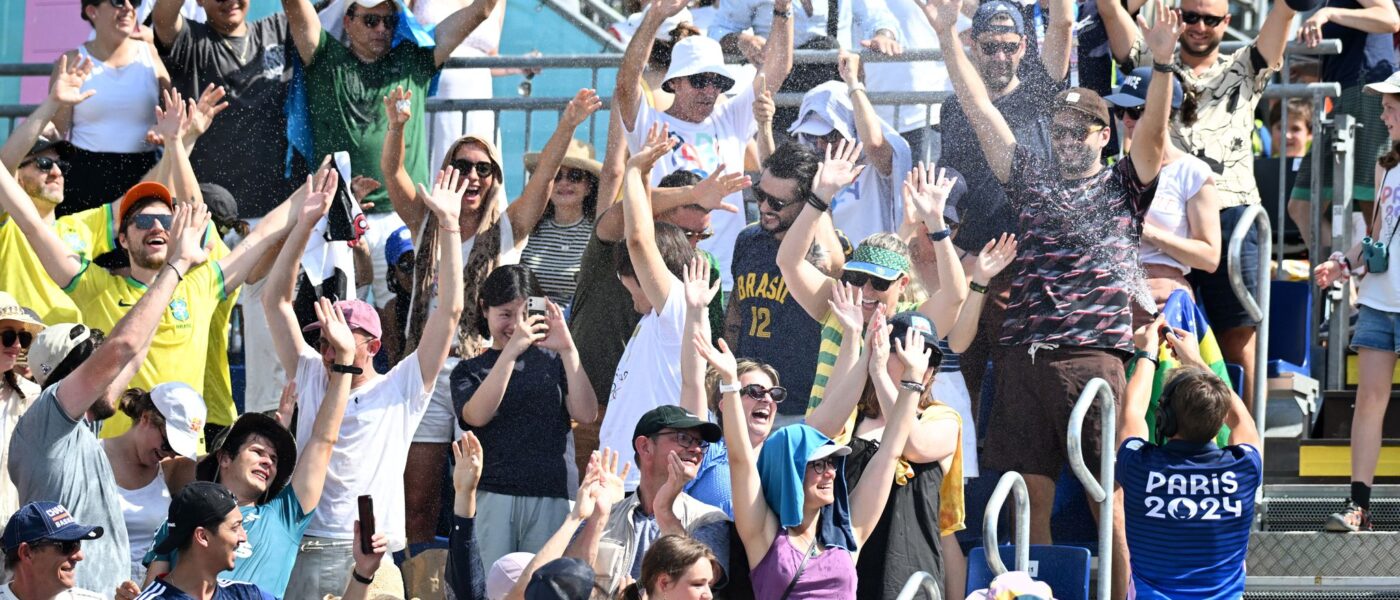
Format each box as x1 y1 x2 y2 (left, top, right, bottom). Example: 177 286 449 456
0 323 25 374
969 28 1025 95
850 272 909 322
217 433 279 506
1177 0 1230 58
666 206 711 249
16 149 64 214
129 412 177 468
655 558 716 600
548 167 593 224
342 1 398 63
1272 117 1313 158
85 0 139 41
802 457 837 508
735 370 778 445
116 202 175 272
666 76 725 123
14 540 85 598
639 426 708 480
485 297 526 346
205 507 247 572
197 0 248 35
1380 94 1400 141
756 174 804 235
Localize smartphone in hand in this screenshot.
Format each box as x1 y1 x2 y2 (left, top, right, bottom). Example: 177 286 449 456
358 495 375 556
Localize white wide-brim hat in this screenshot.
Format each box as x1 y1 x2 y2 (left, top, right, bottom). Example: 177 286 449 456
661 36 739 92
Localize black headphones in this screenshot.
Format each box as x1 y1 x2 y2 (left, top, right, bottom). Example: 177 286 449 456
1155 374 1186 441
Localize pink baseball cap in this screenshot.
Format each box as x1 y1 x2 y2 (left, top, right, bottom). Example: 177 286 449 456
301 299 382 340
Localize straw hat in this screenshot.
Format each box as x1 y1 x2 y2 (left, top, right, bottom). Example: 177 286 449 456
523 139 602 177
0 292 44 334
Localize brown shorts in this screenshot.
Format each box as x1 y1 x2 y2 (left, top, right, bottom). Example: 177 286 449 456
981 345 1127 478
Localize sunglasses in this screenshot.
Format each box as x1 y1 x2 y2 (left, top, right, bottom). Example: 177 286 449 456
30 539 82 555
92 0 141 9
1114 106 1145 121
807 457 836 475
1180 11 1226 27
353 12 399 29
450 159 495 179
686 73 735 91
979 41 1021 56
682 228 714 241
841 270 896 292
20 156 71 175
0 330 33 349
742 384 787 403
753 185 803 210
652 430 710 451
131 214 174 231
554 168 588 183
1050 124 1105 141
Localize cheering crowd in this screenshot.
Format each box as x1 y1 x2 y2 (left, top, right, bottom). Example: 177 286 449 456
3 0 1400 596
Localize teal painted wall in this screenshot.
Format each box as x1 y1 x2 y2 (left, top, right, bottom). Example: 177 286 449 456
1 0 25 105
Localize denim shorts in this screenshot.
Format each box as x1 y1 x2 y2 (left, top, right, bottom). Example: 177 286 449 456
1351 304 1400 353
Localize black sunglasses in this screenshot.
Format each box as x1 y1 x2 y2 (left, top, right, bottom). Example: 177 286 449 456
93 0 141 9
841 270 896 292
132 214 174 231
979 41 1020 56
554 168 588 183
450 159 495 179
1180 11 1225 27
687 73 735 91
1114 106 1145 121
353 12 399 29
30 539 82 554
1050 123 1105 140
682 228 714 241
742 384 787 403
0 330 33 349
21 156 71 175
753 185 803 210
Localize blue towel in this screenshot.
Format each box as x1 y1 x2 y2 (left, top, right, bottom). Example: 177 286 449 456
285 0 440 176
755 424 858 552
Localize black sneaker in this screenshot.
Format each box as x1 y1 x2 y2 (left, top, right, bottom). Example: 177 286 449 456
1325 502 1373 532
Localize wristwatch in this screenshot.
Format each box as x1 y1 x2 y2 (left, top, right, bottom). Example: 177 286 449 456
719 381 741 394
1132 349 1158 367
331 363 364 375
927 228 952 242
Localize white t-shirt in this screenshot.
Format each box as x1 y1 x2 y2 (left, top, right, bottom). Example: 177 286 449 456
827 130 913 244
627 83 758 290
239 278 287 413
1140 154 1212 275
597 278 687 491
1361 166 1400 313
0 583 104 599
865 0 953 134
293 350 433 551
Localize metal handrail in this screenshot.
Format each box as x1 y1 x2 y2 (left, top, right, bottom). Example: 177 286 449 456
982 471 1031 576
1067 377 1117 600
895 571 943 600
1225 203 1274 449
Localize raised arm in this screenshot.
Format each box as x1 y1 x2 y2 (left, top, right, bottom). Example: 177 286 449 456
218 188 303 292
506 89 602 246
697 336 779 568
906 165 968 338
1164 327 1260 447
0 156 83 287
1 55 92 173
506 455 612 600
847 328 925 548
923 0 1017 183
459 313 547 427
413 168 468 386
261 165 335 376
433 0 503 67
593 102 626 232
563 449 630 568
1143 179 1221 272
447 432 487 600
947 234 1016 353
152 90 205 207
45 52 82 138
777 141 867 320
56 204 211 420
1131 2 1182 185
752 74 777 164
839 52 893 176
680 257 721 419
622 124 679 311
615 0 689 131
1122 317 1161 441
1039 0 1076 81
594 166 747 243
292 297 356 513
382 87 428 232
341 522 389 600
1096 0 1140 64
757 0 795 89
804 285 874 437
283 0 322 66
151 0 187 47
1300 0 1400 47
1256 0 1299 70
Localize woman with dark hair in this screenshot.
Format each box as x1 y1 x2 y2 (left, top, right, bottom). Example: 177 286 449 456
451 264 598 569
621 534 722 600
0 293 45 524
512 89 606 306
100 383 205 581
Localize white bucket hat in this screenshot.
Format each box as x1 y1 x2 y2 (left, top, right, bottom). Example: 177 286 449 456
661 36 739 93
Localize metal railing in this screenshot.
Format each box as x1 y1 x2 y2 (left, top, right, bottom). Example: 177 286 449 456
1227 203 1275 447
1067 377 1117 600
894 571 944 600
982 471 1031 577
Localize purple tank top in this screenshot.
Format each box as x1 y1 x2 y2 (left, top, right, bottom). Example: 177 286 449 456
750 533 858 598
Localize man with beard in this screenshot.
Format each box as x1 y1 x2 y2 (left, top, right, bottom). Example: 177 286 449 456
5 197 210 597
724 143 848 428
151 0 306 222
1098 0 1297 412
935 0 1073 419
925 0 1176 593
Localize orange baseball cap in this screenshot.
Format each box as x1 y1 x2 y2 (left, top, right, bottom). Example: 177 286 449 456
117 181 174 225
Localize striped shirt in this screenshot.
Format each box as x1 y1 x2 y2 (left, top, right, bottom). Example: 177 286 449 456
807 301 920 410
135 579 274 600
1117 438 1260 600
520 217 594 305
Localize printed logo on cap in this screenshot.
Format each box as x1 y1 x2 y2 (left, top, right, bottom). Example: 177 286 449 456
45 505 76 528
909 314 933 336
1122 75 1143 90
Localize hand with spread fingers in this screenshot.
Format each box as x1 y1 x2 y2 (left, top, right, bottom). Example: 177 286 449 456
828 282 865 334
384 86 413 129
682 256 721 312
51 54 96 106
561 88 604 129
692 164 750 214
812 139 866 203
627 122 673 173
972 233 1018 283
419 166 466 224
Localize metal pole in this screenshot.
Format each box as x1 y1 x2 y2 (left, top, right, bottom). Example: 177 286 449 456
982 471 1031 576
895 571 943 600
1067 378 1116 600
1225 204 1274 444
1326 114 1357 391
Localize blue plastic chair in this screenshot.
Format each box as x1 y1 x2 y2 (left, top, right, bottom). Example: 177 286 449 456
968 545 1092 600
1267 280 1312 377
1226 363 1246 398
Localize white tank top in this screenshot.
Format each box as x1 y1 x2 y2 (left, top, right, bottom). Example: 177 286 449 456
71 43 159 154
1361 166 1400 313
1140 154 1213 275
101 440 170 582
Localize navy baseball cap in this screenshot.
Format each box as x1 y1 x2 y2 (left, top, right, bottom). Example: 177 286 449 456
888 311 946 371
1104 67 1184 110
972 1 1025 36
1 502 104 553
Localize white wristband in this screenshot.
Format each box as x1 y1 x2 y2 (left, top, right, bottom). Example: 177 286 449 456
718 381 741 394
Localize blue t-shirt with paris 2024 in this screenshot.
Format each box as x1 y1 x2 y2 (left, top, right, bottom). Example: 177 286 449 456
1117 438 1261 600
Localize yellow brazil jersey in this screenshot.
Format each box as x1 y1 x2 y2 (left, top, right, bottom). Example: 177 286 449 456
64 259 227 442
0 216 88 325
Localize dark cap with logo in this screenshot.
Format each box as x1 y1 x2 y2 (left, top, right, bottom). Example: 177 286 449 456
972 0 1026 36
2 502 103 553
151 482 239 554
633 405 722 443
1055 87 1112 127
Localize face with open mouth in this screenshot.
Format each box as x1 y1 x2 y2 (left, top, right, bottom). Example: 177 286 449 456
449 142 498 219
221 434 279 501
119 203 174 271
737 370 778 445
